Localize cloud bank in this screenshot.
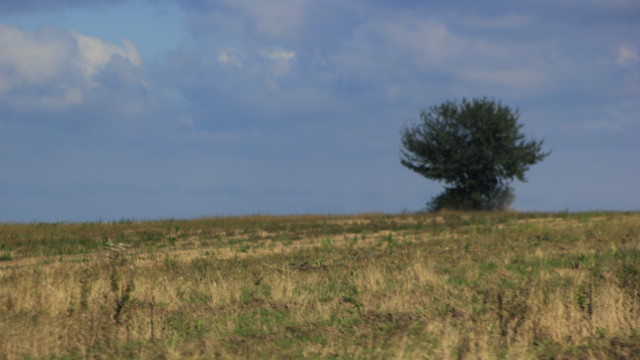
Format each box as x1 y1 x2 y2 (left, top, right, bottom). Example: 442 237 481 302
0 0 638 221
0 23 156 127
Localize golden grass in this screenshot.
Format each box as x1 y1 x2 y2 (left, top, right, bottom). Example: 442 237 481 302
0 211 639 359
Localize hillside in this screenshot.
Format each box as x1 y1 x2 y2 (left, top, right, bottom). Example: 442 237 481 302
1 212 639 359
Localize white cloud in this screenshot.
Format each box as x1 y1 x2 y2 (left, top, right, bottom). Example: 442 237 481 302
0 24 145 112
217 49 244 68
325 15 554 98
0 24 71 89
261 48 296 76
261 49 295 61
73 32 142 80
617 43 640 65
171 0 630 130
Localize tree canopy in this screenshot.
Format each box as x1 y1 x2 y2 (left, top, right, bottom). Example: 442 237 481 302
400 97 550 211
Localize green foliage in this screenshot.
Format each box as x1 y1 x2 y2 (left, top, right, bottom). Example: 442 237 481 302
400 97 549 211
427 185 515 212
0 251 11 262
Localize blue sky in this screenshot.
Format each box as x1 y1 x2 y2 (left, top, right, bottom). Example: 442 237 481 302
1 0 638 222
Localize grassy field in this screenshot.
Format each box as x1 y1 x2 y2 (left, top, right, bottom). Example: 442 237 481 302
1 211 639 359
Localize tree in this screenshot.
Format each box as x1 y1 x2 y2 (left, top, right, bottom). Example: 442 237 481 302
400 97 550 211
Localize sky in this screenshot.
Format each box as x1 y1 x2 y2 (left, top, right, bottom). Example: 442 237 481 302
0 0 638 222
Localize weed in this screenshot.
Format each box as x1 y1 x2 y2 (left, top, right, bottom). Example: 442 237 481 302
321 236 334 251
0 211 638 359
0 252 11 261
341 296 364 314
617 263 640 298
113 280 135 325
575 282 593 319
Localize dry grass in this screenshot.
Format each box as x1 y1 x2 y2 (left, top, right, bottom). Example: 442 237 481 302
0 211 639 359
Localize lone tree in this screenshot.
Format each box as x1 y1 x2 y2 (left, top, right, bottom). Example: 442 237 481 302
400 97 550 211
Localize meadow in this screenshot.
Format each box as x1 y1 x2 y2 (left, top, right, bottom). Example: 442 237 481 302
0 211 639 359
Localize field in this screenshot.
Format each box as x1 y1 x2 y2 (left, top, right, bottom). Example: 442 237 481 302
1 211 639 359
